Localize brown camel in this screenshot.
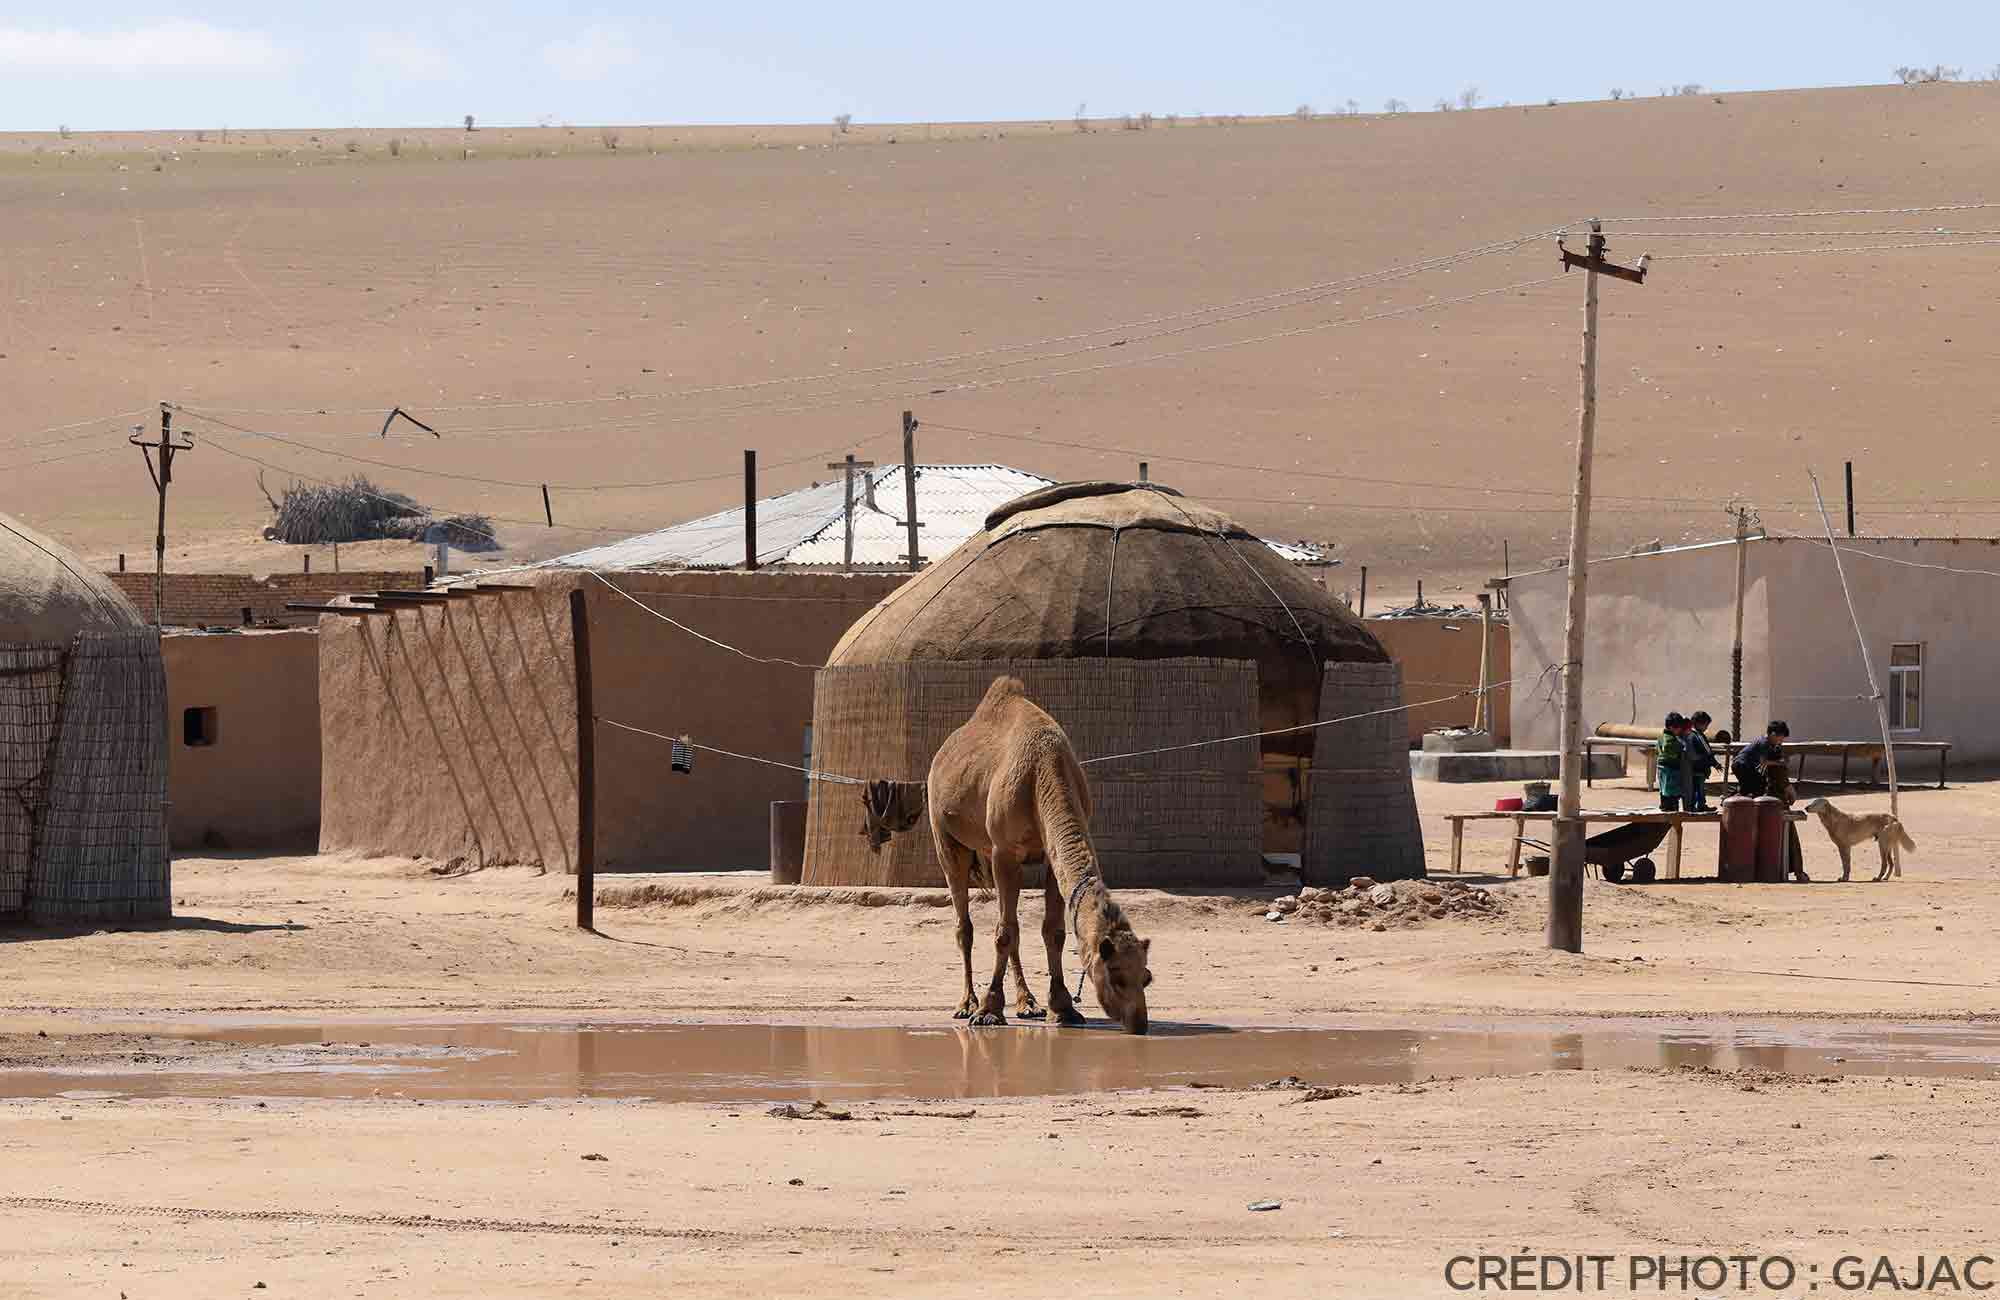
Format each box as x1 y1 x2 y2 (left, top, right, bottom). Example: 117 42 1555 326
863 676 1153 1033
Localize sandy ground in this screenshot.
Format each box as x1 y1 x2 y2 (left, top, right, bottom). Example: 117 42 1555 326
7 83 2000 600
3 772 1996 1296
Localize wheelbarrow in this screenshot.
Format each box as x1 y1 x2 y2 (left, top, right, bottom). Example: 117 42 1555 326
1517 819 1672 884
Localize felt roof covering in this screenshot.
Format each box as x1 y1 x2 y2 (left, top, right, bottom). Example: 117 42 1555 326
0 511 145 643
828 482 1386 677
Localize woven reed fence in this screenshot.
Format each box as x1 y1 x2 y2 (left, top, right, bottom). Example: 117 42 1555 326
1302 661 1426 884
1 633 170 923
0 645 65 914
804 658 1262 889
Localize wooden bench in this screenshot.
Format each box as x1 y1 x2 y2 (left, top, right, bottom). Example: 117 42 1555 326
1583 737 1950 791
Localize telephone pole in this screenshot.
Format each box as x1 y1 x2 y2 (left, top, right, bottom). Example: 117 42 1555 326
901 411 922 573
1550 221 1648 954
131 403 195 627
825 452 877 572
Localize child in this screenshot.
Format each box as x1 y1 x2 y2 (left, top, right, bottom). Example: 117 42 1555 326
1656 712 1688 812
1684 711 1719 812
1732 720 1790 799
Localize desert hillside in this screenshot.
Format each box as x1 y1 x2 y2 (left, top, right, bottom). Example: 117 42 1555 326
3 83 1997 602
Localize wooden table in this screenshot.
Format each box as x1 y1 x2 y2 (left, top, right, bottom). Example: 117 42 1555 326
1584 736 1950 791
1444 808 1806 880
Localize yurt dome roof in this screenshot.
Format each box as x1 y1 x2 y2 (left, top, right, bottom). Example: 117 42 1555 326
0 512 145 643
829 482 1385 675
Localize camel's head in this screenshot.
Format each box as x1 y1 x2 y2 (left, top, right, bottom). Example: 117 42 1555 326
860 780 926 853
1090 930 1152 1035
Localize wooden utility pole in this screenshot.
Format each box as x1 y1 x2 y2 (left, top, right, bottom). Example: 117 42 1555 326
901 411 921 572
744 450 759 571
1730 503 1753 751
569 587 596 930
1550 221 1648 954
1844 460 1856 537
130 404 195 628
1139 461 1149 483
825 453 877 572
1358 565 1368 617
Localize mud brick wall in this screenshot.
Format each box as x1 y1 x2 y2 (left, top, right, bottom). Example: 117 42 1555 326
104 571 425 629
1304 662 1427 884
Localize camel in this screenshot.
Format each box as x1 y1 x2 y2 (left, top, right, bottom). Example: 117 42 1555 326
861 676 1153 1033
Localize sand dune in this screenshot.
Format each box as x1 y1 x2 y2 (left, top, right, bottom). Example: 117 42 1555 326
3 83 1997 600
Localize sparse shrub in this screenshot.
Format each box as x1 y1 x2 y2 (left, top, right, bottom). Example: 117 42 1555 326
1546 97 1559 107
832 112 852 134
1294 103 1313 120
57 124 71 139
464 114 476 131
1895 65 1961 84
387 136 403 157
1609 88 1626 100
1120 113 1137 130
1384 98 1407 113
1670 83 1705 96
1074 101 1089 132
254 473 499 551
196 129 208 142
1344 98 1360 116
1164 113 1179 127
429 514 500 552
600 127 620 150
1457 85 1481 110
1138 111 1153 129
1434 98 1454 112
345 138 360 154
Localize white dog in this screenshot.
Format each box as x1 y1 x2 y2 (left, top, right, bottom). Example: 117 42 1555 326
1804 797 1914 881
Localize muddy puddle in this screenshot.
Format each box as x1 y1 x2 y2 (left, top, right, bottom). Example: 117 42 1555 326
7 1018 2000 1104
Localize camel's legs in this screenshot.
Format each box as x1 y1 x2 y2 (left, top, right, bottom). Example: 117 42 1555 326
972 854 1023 1027
1040 877 1086 1027
935 830 981 1019
1010 941 1044 1020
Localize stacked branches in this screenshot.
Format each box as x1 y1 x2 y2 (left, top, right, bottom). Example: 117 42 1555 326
257 473 499 551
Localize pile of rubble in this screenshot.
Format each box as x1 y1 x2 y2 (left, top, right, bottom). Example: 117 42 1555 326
1256 877 1504 930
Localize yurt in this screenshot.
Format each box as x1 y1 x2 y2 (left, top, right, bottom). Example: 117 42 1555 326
0 512 169 923
803 482 1423 889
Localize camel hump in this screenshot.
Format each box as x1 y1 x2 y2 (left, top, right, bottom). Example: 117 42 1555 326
981 675 1029 706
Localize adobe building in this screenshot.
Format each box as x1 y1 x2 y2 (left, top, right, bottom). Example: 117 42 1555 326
1503 534 1994 760
160 628 322 850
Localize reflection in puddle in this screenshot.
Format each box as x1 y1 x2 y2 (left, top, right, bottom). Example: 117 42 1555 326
6 1019 1999 1104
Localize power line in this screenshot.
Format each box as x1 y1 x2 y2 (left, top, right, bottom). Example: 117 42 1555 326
1653 237 2000 260
0 407 148 450
1599 202 2000 223
587 571 824 668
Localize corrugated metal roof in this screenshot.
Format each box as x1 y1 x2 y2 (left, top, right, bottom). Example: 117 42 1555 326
544 464 1329 570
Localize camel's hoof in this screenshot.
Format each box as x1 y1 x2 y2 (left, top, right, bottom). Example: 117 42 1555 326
1052 1007 1087 1028
1016 1004 1047 1021
970 1011 1006 1028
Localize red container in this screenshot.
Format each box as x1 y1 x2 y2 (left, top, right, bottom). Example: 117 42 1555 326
1753 797 1787 882
1718 796 1759 883
1494 797 1524 812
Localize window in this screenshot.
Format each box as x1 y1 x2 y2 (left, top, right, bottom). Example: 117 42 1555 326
183 706 217 747
1887 644 1922 731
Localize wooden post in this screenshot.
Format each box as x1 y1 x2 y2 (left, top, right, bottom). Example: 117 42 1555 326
543 484 554 528
1474 593 1493 731
902 412 921 572
1358 565 1368 617
130 403 194 628
1139 460 1149 483
1808 471 1899 819
303 552 311 575
118 552 126 572
1844 461 1855 537
744 450 758 571
570 587 596 929
1730 505 1750 754
1550 220 1648 954
825 454 877 573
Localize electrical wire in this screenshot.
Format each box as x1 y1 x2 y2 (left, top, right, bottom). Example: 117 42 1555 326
587 571 824 668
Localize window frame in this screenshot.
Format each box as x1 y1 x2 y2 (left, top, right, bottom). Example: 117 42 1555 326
1886 643 1923 733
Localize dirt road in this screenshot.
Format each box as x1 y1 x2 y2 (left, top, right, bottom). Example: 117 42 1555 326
2 776 1994 1295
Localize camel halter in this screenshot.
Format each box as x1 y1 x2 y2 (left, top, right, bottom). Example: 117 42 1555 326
1066 872 1098 1004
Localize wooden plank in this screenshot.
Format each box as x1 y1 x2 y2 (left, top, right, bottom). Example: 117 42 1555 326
1507 817 1524 877
1450 820 1463 873
1668 822 1683 879
283 603 391 616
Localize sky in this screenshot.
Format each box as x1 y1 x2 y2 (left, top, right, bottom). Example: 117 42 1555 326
1 2 1995 131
